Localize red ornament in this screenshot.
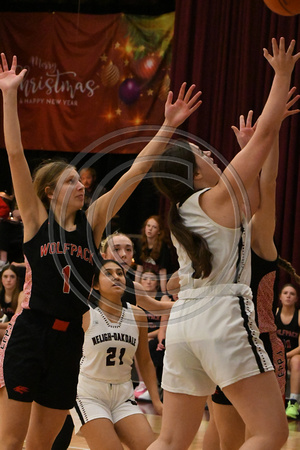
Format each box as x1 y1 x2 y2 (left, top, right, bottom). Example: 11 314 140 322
133 54 160 80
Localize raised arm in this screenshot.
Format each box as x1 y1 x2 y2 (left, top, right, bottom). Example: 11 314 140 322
0 54 48 240
251 88 299 259
86 83 202 246
209 38 300 224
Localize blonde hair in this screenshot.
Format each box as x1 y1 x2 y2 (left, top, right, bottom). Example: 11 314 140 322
100 232 134 255
33 160 74 209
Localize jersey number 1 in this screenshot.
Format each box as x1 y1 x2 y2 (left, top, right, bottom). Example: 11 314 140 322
62 265 71 294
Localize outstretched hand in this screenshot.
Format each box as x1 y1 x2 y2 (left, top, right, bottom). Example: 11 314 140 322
283 86 300 120
232 87 300 149
231 110 257 149
0 54 27 92
263 37 300 76
164 82 202 128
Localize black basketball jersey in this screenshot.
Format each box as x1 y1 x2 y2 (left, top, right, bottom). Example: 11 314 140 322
250 249 279 330
23 210 96 321
275 307 300 351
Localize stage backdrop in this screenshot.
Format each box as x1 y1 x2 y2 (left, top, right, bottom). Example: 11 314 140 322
0 11 174 153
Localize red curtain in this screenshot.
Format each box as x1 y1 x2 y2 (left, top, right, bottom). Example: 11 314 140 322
170 0 300 284
0 11 174 153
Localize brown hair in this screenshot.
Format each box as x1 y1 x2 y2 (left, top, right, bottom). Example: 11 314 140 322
140 215 165 263
277 256 300 285
152 141 212 279
0 264 21 312
32 160 74 209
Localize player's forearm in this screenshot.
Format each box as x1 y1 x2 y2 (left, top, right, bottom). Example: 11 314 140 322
2 89 23 157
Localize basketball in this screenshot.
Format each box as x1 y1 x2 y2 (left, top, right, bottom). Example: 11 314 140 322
263 0 300 16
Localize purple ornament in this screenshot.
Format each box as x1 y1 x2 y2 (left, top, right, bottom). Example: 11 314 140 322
119 78 140 104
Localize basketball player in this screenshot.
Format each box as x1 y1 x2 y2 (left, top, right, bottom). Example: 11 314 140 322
0 51 202 449
147 38 299 450
71 259 162 449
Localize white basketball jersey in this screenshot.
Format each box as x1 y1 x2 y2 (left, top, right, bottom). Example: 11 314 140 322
173 189 251 298
80 303 139 383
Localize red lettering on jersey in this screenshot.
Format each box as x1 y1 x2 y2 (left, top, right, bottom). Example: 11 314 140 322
49 242 56 254
56 242 63 254
63 243 70 254
70 244 77 255
76 246 83 259
84 248 89 261
40 243 50 257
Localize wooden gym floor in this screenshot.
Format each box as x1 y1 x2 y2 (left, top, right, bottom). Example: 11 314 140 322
69 400 300 449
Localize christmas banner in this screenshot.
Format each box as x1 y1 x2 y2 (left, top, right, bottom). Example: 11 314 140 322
0 11 174 153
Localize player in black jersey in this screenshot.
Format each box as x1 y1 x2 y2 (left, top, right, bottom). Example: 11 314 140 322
0 52 202 449
276 283 300 419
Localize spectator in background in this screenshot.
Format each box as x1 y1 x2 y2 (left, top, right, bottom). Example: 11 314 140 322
0 264 24 340
276 283 300 419
134 270 172 401
135 215 173 293
79 166 106 211
0 192 24 270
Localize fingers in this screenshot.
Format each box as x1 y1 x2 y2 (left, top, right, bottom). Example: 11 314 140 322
286 39 296 56
183 83 196 102
245 110 253 128
239 114 245 129
0 53 18 74
187 90 202 107
0 53 8 72
271 37 280 57
287 86 297 100
263 47 271 62
10 55 17 73
287 108 300 117
165 90 173 106
18 68 27 79
175 82 201 105
231 125 239 137
278 36 286 54
177 82 187 100
188 99 202 114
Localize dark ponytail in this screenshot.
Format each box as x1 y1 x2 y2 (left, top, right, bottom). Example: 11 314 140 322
152 141 213 279
277 256 300 285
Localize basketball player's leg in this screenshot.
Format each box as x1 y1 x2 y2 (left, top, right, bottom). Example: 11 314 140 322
25 402 69 450
81 418 124 450
148 391 207 450
223 371 288 450
0 386 31 450
115 413 156 450
212 401 245 450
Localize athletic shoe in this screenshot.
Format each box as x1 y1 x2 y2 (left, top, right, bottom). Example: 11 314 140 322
134 382 147 399
137 389 152 402
286 400 299 419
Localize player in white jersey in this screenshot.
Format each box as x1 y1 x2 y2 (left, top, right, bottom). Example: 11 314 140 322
148 38 300 450
71 259 162 450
